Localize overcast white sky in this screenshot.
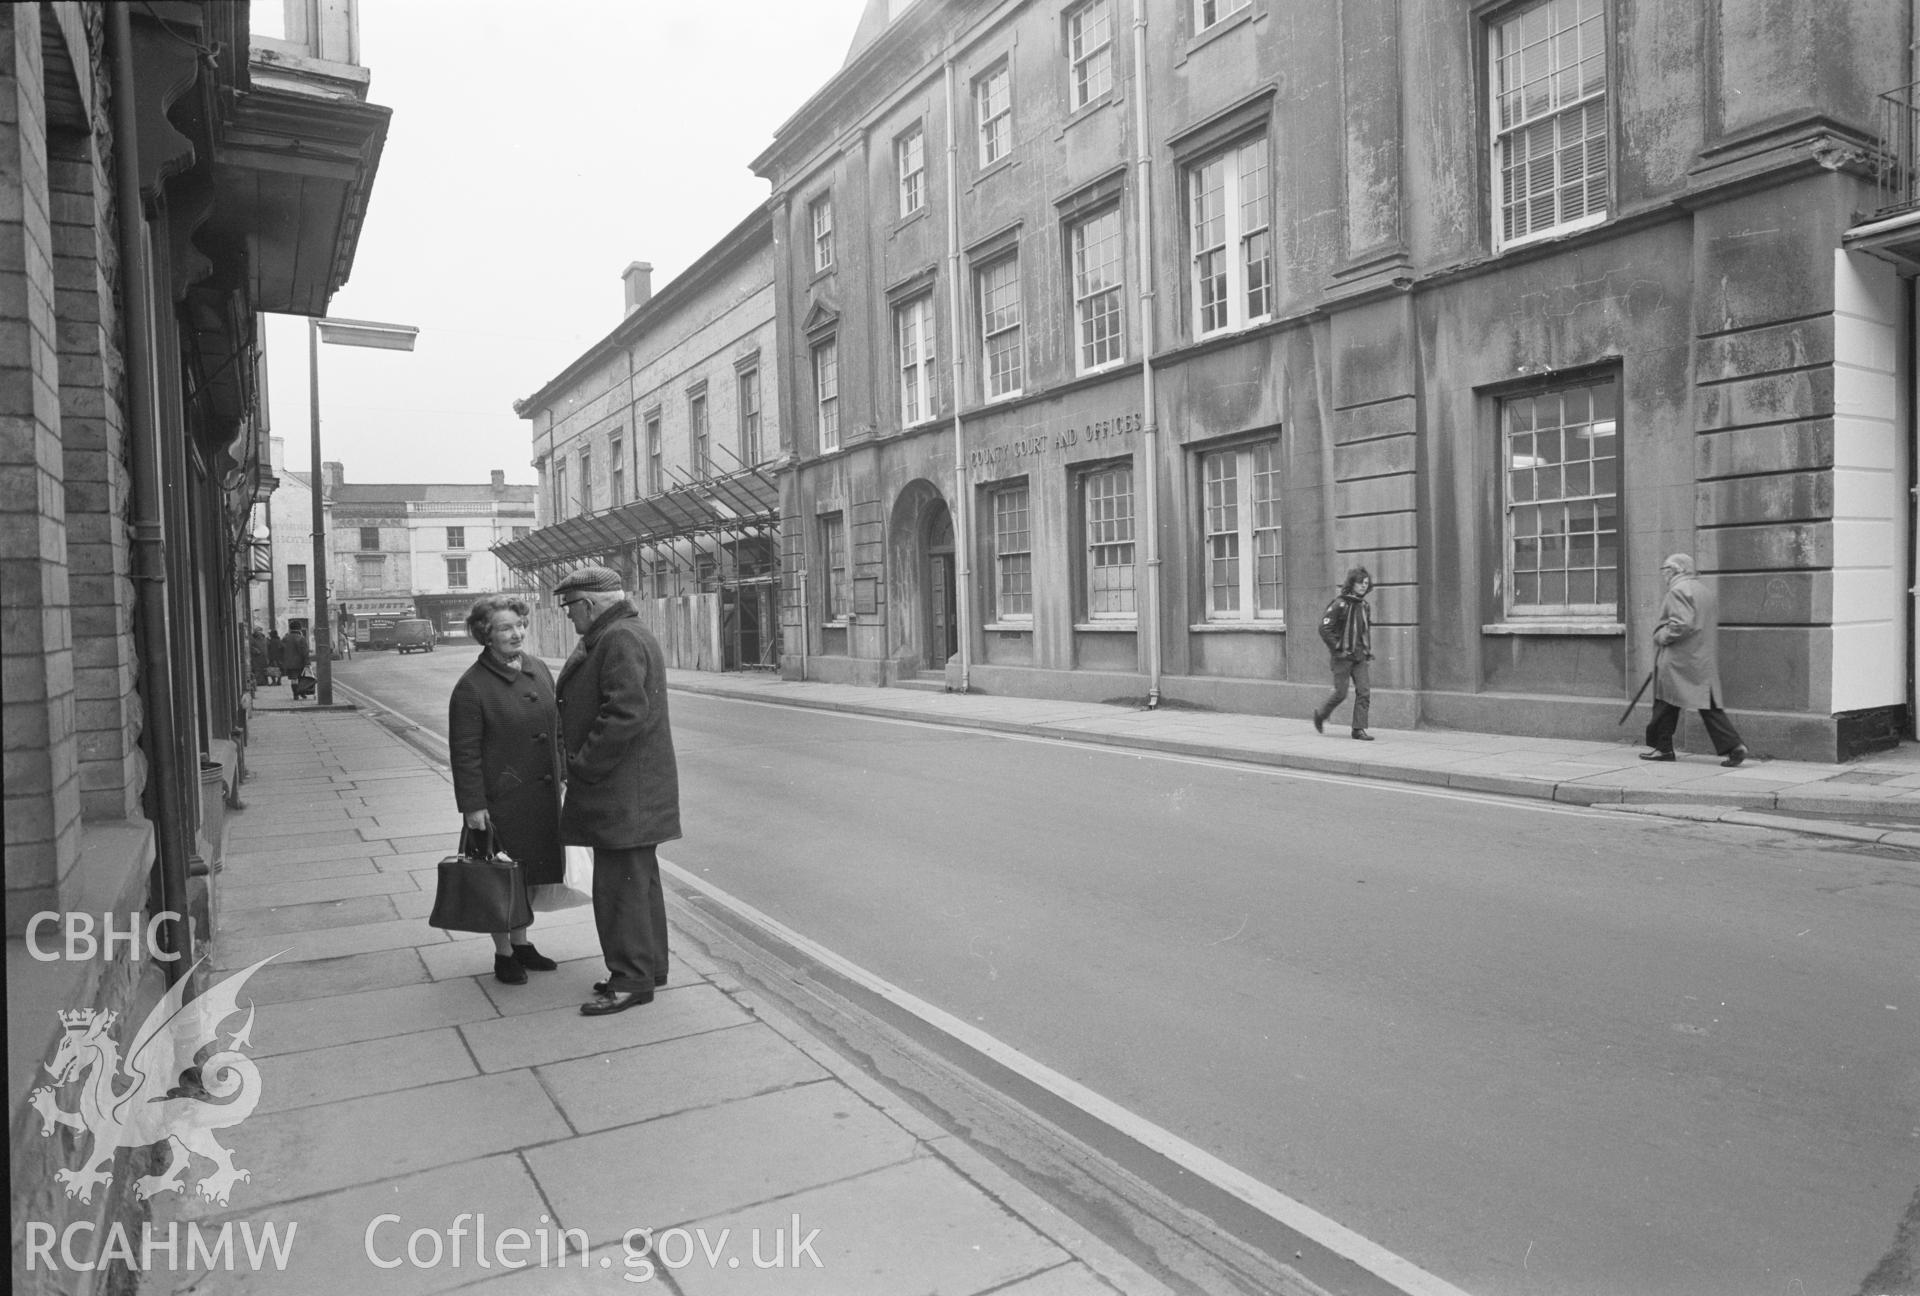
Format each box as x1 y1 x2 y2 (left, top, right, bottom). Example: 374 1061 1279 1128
263 0 871 485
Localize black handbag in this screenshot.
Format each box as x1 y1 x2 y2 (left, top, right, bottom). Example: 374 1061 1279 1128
428 826 533 933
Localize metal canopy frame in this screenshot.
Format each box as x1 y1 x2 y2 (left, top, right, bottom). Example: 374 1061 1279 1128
491 462 780 592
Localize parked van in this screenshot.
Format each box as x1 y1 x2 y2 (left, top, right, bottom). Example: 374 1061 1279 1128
394 619 437 654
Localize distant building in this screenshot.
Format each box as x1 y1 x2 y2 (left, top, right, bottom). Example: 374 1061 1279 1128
504 210 781 668
750 0 1914 760
261 449 537 642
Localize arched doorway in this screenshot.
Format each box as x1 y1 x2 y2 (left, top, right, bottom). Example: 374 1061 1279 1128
923 502 957 670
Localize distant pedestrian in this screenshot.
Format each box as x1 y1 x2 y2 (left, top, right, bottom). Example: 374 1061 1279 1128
1312 567 1375 741
1641 554 1747 767
553 565 681 1017
266 629 283 684
282 628 313 699
249 627 269 688
448 595 563 984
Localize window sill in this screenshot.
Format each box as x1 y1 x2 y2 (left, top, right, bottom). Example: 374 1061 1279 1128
1190 619 1285 633
1482 621 1625 636
1063 90 1118 131
1074 621 1137 632
1493 211 1608 256
1075 359 1128 381
892 206 929 235
983 621 1032 633
809 264 836 285
974 154 1016 184
1185 5 1255 57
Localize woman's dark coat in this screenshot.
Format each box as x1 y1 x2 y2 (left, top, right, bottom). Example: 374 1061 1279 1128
448 650 565 885
556 600 681 849
280 632 309 674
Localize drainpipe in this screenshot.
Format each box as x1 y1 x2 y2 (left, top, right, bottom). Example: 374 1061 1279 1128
108 4 194 978
945 57 974 693
1131 0 1163 708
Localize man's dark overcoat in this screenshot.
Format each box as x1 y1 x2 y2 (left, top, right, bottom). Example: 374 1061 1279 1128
448 650 565 884
556 600 681 849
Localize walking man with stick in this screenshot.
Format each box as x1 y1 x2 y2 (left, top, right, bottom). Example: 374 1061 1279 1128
1638 554 1748 767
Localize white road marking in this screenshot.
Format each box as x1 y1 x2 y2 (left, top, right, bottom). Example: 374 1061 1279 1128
662 858 1478 1296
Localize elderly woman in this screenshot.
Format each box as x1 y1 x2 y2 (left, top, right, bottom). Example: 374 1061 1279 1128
448 594 565 983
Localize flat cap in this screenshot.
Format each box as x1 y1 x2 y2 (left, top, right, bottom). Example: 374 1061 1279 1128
554 564 623 595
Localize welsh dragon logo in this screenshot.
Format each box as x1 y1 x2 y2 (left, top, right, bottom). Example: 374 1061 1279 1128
31 954 279 1206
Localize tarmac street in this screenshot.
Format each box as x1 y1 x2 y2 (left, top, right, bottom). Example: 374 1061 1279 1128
309 649 1920 1296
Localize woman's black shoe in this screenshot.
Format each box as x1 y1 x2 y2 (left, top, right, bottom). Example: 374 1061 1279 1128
494 954 528 985
513 943 558 972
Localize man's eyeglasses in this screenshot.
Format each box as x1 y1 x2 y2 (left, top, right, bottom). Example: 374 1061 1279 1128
559 598 587 611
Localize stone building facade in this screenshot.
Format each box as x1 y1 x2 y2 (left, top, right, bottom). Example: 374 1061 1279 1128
752 0 1915 761
503 211 783 668
2 4 388 1288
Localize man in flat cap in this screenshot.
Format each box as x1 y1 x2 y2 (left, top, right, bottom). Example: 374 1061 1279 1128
1641 553 1748 767
553 565 681 1015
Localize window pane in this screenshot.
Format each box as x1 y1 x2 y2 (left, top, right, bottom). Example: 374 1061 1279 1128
1503 377 1619 614
1494 0 1609 243
1074 209 1125 370
1086 464 1135 616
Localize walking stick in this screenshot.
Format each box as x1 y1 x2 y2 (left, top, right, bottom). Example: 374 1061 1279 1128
1619 646 1661 725
1618 671 1653 725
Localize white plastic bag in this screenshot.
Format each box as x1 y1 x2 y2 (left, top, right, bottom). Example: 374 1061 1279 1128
530 845 594 912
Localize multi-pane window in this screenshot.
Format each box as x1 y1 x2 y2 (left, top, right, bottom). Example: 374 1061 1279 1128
1491 0 1608 248
976 61 1011 166
1190 137 1272 336
896 297 937 426
1071 208 1125 374
1196 0 1249 29
1503 377 1619 616
990 482 1032 620
1201 441 1283 621
813 340 840 452
690 391 709 475
578 449 593 513
446 526 465 549
820 513 848 620
288 564 308 600
357 555 384 589
1067 0 1113 110
1083 463 1136 618
646 415 663 494
609 435 625 506
738 369 762 464
897 125 925 217
446 557 468 590
810 195 834 273
359 526 379 550
553 458 570 520
978 257 1023 400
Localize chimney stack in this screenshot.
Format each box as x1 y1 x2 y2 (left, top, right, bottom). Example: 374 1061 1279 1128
321 461 344 490
622 261 654 317
491 469 506 490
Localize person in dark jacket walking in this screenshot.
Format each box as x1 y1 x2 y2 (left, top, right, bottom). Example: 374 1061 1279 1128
249 627 269 688
1311 566 1375 740
553 565 681 1017
281 628 313 699
449 594 565 984
266 629 283 684
1640 553 1747 767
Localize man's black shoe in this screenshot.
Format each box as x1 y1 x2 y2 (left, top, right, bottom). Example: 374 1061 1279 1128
580 989 653 1016
494 954 528 985
1720 745 1748 768
1311 711 1325 735
1351 730 1374 741
513 943 558 971
594 975 667 994
1639 750 1675 762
